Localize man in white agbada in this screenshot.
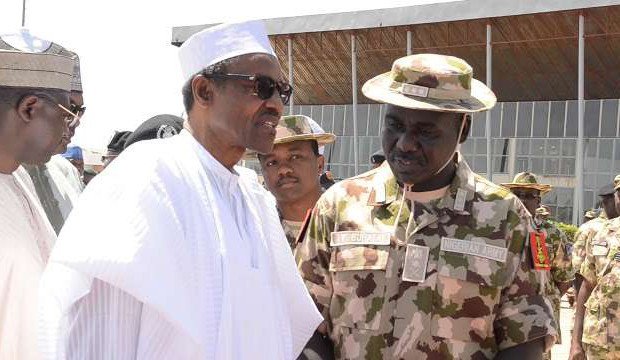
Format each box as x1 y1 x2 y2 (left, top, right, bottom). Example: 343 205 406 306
38 21 323 359
0 47 76 359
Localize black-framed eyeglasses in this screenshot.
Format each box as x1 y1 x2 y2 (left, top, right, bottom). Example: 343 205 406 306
202 72 293 105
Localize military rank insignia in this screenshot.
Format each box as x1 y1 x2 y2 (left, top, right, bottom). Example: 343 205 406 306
530 231 550 270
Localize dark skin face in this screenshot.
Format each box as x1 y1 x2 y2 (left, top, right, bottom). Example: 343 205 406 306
55 91 84 154
614 190 620 217
599 194 618 219
382 105 470 191
0 91 71 173
188 54 284 169
511 188 541 216
259 140 324 205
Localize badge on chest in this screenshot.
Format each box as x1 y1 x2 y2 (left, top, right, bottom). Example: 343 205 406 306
402 244 430 283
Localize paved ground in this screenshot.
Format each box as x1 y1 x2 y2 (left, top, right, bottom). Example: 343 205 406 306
551 294 574 360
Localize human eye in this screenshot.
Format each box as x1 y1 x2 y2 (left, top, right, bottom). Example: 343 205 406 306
385 116 404 131
265 160 276 167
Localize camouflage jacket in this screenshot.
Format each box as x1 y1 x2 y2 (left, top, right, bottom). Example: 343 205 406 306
581 217 620 348
534 219 574 343
573 216 608 274
295 159 557 359
282 219 303 251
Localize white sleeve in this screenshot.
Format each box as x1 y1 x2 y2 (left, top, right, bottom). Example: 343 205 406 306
43 279 143 360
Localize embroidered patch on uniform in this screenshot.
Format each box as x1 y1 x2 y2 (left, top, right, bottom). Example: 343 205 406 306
330 231 391 247
402 244 430 283
440 237 508 263
529 232 551 270
400 83 430 98
454 188 467 211
592 244 609 256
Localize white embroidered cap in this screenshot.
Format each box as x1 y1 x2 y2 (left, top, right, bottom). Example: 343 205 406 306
178 20 276 82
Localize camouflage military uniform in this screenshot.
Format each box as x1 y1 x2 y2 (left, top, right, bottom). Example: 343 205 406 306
295 158 557 359
534 218 574 345
572 214 608 275
282 218 303 251
581 217 620 359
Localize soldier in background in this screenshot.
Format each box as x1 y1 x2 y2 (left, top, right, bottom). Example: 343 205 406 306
502 173 574 359
257 114 336 250
572 184 619 296
570 178 620 360
295 54 557 359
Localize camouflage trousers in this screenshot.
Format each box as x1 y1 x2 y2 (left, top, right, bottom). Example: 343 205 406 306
584 344 620 360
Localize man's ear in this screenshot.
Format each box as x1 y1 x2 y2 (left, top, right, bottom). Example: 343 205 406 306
192 75 216 108
459 114 472 143
317 155 325 175
16 95 40 124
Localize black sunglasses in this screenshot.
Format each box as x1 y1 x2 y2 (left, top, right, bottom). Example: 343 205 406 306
70 104 86 117
202 72 293 105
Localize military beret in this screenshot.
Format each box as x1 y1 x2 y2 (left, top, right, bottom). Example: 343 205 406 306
107 131 133 154
124 114 184 150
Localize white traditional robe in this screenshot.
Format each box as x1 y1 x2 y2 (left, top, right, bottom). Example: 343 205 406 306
39 130 323 359
25 155 83 234
0 166 56 360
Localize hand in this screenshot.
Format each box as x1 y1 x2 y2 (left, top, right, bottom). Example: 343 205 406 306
568 342 586 360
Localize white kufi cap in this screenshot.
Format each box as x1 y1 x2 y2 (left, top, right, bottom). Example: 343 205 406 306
178 20 275 82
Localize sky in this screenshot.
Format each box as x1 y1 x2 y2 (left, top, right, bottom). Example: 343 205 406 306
0 0 452 151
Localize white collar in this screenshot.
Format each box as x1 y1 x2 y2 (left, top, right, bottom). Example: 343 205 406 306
180 130 240 193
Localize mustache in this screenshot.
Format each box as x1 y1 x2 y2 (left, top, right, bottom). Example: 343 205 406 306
276 175 299 187
390 151 426 165
260 109 281 117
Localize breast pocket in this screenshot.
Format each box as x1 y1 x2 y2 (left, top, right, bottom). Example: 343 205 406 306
585 265 620 347
432 251 507 343
329 243 390 331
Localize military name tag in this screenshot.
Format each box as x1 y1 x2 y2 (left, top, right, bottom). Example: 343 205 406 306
330 231 391 247
593 244 609 256
402 244 430 283
454 188 467 211
440 237 508 263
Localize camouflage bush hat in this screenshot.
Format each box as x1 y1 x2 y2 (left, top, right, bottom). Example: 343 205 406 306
362 53 496 113
614 174 620 191
501 172 552 195
273 115 336 146
246 115 335 158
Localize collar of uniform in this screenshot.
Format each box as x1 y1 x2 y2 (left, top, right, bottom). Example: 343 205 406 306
181 130 240 193
368 152 475 212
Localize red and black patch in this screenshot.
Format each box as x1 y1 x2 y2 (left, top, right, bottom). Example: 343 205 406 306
295 208 314 245
529 231 551 270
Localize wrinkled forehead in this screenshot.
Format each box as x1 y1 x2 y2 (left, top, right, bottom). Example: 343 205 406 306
228 53 282 76
385 104 462 124
513 188 540 195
